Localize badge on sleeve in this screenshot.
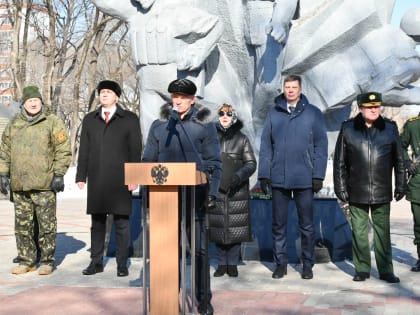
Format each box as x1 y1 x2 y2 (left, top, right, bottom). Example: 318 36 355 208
55 130 67 143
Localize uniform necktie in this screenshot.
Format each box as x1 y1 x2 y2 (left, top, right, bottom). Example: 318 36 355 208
288 106 295 113
104 111 110 124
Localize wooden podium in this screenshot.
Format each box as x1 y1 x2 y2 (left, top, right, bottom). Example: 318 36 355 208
125 162 207 315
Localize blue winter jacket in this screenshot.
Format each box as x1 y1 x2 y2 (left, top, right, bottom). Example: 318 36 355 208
258 93 328 189
142 104 222 196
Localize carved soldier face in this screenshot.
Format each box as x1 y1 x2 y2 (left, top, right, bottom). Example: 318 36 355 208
136 0 156 10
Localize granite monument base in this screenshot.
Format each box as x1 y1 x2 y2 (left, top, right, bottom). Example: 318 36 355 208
106 197 352 263
242 198 352 263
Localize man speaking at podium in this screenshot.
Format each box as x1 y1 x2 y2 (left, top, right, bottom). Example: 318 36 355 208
142 78 222 315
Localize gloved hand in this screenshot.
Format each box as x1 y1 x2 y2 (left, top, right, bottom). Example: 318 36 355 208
0 175 10 195
206 195 217 211
394 190 405 201
51 174 65 193
405 160 418 176
167 109 180 131
312 179 323 193
336 190 349 203
229 175 241 191
260 178 271 195
169 108 180 121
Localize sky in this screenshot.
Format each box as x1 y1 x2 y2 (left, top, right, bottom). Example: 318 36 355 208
392 0 420 52
392 0 419 25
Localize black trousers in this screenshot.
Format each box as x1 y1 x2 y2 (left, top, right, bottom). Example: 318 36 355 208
182 186 211 305
215 243 241 265
272 187 315 267
90 213 130 267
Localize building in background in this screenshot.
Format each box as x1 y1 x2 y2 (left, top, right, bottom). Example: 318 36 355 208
0 3 13 108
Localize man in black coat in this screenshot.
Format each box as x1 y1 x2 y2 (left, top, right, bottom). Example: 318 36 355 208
76 80 142 277
142 79 222 315
333 92 405 283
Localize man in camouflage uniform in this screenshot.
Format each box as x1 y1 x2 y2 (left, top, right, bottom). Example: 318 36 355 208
401 113 420 272
0 86 71 275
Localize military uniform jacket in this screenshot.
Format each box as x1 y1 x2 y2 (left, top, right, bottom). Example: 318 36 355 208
208 120 256 244
401 115 420 203
76 105 142 215
334 113 406 204
0 110 71 191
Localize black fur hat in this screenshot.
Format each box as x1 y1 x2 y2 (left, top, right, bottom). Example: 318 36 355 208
97 80 122 97
167 79 197 96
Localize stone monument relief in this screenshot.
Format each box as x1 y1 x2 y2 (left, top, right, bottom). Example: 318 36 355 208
93 0 420 157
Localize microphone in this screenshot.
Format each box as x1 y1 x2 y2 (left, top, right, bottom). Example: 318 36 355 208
167 107 179 131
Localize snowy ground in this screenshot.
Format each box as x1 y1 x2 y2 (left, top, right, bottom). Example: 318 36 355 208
62 166 87 199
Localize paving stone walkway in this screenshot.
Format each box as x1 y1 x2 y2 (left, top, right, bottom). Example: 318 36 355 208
0 197 419 315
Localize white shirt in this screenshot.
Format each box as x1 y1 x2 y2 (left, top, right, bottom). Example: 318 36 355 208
102 105 117 121
287 103 296 113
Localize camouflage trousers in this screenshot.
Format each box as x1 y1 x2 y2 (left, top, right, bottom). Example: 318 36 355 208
14 191 57 266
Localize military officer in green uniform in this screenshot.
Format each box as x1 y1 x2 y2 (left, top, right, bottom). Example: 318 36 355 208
334 92 406 283
400 113 420 272
0 86 72 275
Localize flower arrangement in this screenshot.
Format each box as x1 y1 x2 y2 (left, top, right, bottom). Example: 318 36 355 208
250 187 272 200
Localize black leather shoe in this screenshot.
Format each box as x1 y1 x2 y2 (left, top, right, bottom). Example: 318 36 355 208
117 266 129 277
411 260 420 272
198 302 213 315
82 262 104 275
353 272 370 281
272 264 287 279
227 265 238 277
301 266 313 279
213 265 227 277
379 273 400 283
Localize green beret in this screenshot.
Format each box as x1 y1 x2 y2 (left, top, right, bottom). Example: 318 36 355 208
22 86 42 104
357 92 382 107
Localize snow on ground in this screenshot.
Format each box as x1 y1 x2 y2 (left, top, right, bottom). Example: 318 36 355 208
62 166 87 199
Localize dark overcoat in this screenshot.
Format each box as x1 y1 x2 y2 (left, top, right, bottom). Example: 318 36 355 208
209 120 257 244
76 105 142 215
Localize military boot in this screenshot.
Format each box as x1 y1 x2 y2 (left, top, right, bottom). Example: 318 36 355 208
12 264 36 275
38 264 54 275
411 245 420 272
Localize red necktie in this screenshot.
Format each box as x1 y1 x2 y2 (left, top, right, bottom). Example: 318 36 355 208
104 111 110 124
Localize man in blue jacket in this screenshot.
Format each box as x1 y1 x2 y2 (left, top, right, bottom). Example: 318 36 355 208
258 74 328 280
142 78 221 315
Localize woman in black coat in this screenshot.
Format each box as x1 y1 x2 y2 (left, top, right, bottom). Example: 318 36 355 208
209 104 257 277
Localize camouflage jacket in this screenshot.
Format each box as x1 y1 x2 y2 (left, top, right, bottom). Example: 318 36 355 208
0 110 72 191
